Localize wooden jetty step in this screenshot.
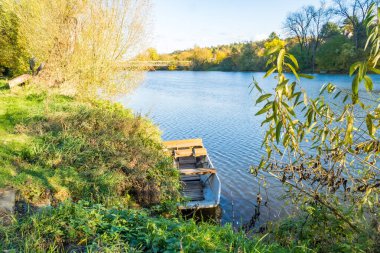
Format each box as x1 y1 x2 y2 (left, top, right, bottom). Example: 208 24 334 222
175 149 193 158
193 148 207 157
164 139 203 149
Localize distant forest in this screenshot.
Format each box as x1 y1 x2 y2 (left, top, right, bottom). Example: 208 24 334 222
138 0 374 73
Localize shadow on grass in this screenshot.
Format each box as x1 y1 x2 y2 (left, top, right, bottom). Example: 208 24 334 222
0 83 10 90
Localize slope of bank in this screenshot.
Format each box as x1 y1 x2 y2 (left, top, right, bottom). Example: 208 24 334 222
0 85 180 207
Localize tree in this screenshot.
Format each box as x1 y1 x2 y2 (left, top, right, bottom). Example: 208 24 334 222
334 0 375 49
284 6 313 54
316 34 355 71
252 3 379 250
268 32 280 40
136 48 160 61
3 0 150 99
147 48 159 61
284 2 332 72
308 2 333 72
191 46 213 70
0 5 27 77
321 22 342 38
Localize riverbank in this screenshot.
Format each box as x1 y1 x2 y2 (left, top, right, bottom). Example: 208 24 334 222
0 82 375 252
0 84 297 252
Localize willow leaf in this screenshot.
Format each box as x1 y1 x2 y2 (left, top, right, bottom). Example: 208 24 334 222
256 94 272 104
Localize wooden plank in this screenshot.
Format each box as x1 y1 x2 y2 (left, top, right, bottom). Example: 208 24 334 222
164 139 203 149
181 175 201 181
180 168 216 175
8 74 32 89
174 149 193 158
194 148 207 157
183 184 203 189
179 163 196 169
179 156 196 164
182 180 204 201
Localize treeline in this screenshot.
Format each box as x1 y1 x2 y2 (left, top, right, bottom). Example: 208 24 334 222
144 0 374 73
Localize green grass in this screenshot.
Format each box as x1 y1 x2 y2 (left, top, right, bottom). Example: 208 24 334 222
0 201 299 253
0 87 179 207
0 79 9 90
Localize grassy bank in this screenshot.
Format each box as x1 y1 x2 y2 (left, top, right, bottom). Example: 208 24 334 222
0 85 179 207
1 84 376 252
0 85 300 252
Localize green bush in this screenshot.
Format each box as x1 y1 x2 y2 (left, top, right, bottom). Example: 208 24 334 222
272 205 378 253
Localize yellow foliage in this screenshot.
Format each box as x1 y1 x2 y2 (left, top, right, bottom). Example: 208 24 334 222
3 0 151 99
215 50 228 63
192 46 213 63
264 38 286 51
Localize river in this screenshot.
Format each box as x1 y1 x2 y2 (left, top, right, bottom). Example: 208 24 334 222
119 71 380 227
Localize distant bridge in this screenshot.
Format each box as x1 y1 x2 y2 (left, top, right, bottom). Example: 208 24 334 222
123 60 192 68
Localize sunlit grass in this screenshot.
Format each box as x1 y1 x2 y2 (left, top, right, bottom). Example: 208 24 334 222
0 88 180 207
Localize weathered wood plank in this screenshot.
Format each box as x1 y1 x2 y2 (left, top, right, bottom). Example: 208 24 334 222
164 139 203 149
179 163 196 169
174 149 193 158
179 156 196 163
8 74 32 89
180 168 216 175
194 148 207 157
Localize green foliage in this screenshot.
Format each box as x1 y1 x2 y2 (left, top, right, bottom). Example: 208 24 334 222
250 6 380 252
273 203 377 252
0 201 291 252
316 35 357 72
0 5 28 77
0 88 180 207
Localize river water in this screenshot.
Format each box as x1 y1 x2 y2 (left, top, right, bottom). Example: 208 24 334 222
119 71 379 227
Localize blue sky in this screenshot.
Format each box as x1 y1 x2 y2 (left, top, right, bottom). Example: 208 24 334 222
151 0 322 53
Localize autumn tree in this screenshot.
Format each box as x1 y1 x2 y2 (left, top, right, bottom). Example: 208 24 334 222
0 4 27 76
3 0 150 98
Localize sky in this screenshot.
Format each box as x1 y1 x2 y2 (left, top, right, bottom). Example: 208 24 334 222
151 0 322 53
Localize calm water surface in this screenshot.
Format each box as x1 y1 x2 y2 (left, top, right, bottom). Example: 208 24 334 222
119 71 380 226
